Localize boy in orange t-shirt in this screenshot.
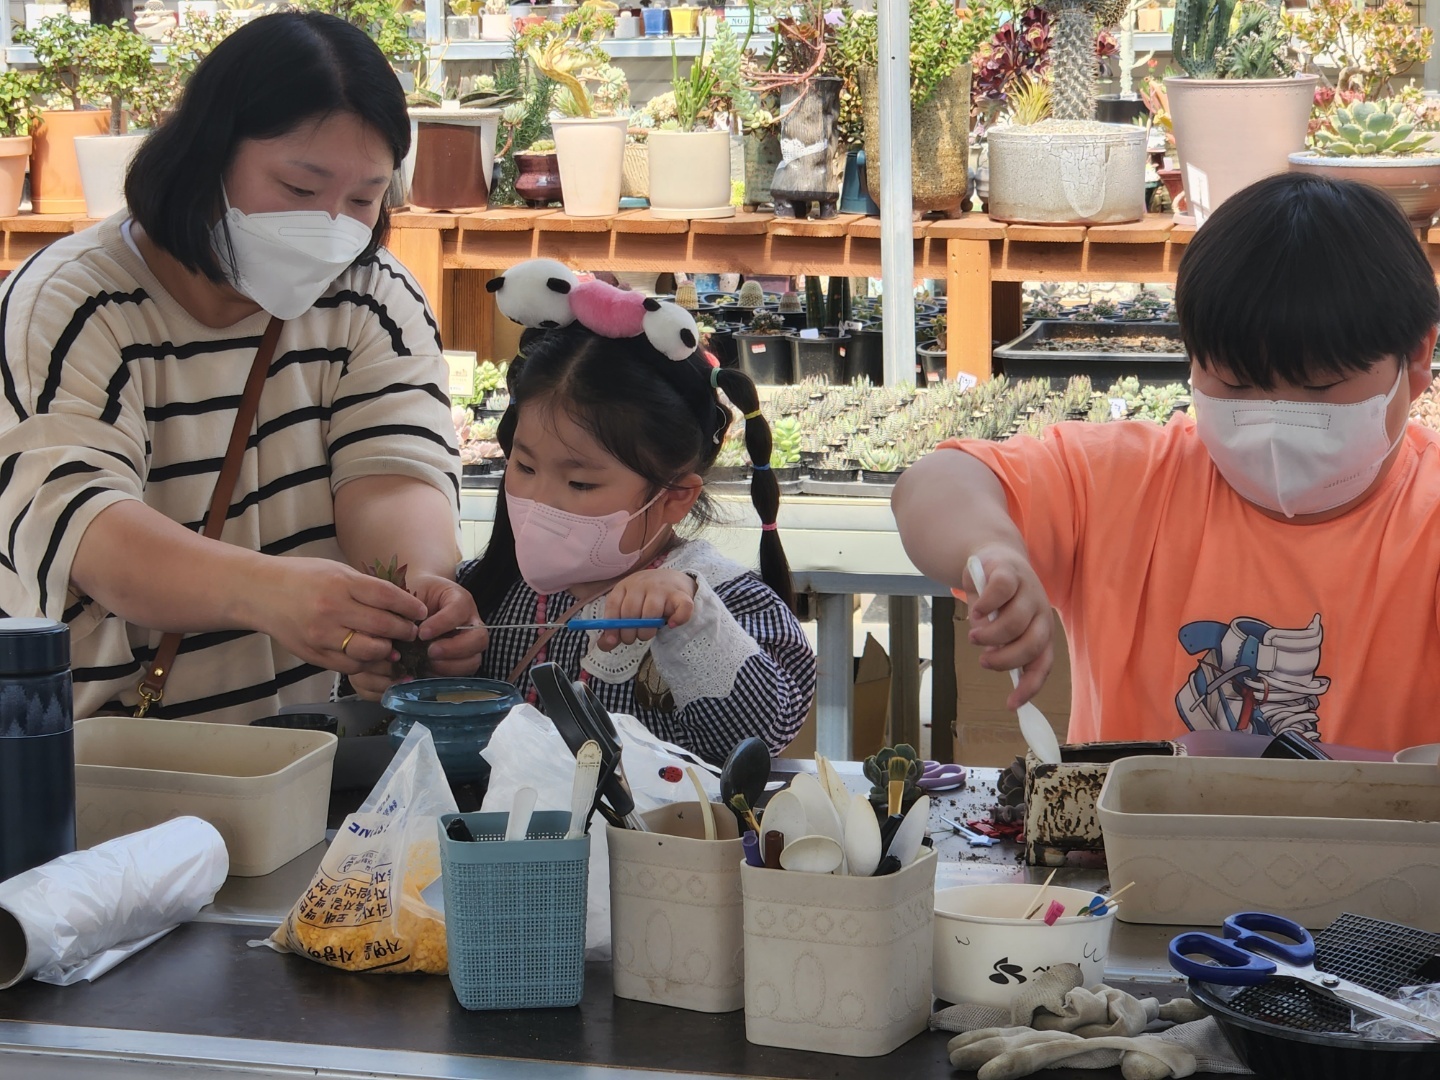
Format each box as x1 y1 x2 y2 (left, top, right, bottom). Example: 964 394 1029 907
893 173 1440 754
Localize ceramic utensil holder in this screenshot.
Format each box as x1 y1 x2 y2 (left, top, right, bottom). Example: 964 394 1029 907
607 801 743 1013
740 848 936 1057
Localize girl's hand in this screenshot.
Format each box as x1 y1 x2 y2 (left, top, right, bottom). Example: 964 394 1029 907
597 569 697 651
963 544 1054 709
348 573 489 700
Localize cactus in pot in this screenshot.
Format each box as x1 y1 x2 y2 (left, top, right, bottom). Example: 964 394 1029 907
674 281 699 310
738 280 766 310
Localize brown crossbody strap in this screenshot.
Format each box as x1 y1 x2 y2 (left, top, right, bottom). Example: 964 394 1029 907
135 317 285 718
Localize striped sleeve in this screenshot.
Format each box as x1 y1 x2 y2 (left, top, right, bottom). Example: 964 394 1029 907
0 256 148 623
325 252 460 513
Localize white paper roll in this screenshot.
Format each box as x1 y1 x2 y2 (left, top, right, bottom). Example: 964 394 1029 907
0 816 228 989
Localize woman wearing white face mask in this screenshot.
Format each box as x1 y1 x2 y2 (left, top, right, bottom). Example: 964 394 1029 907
0 12 487 723
893 173 1440 755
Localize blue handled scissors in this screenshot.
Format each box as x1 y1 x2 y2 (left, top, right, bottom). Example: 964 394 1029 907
1169 911 1440 1038
919 760 966 793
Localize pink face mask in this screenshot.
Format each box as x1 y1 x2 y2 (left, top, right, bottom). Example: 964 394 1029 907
506 489 666 596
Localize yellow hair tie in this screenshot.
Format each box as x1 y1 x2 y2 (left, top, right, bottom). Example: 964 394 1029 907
744 409 763 421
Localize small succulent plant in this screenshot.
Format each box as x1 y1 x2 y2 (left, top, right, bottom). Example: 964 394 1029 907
857 444 905 473
363 557 430 678
863 744 924 810
769 416 802 468
674 282 699 310
1314 99 1430 157
738 280 765 310
779 290 803 313
1089 298 1120 320
748 310 787 335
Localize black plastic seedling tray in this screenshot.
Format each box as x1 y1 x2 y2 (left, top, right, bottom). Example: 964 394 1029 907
994 320 1190 384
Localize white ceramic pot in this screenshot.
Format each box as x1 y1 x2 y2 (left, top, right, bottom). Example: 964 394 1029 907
613 12 640 37
1165 74 1317 225
480 12 511 38
987 120 1147 225
445 13 479 38
550 115 627 217
0 136 32 218
24 2 67 27
647 129 734 219
74 133 146 219
608 802 744 1013
740 849 936 1057
933 884 1117 1008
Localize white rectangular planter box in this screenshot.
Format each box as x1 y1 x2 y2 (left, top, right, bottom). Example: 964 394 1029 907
741 848 936 1057
608 801 744 1013
24 3 69 27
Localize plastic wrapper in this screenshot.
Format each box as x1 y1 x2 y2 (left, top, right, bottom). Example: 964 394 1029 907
0 816 228 989
479 704 721 961
265 723 456 974
1353 983 1440 1042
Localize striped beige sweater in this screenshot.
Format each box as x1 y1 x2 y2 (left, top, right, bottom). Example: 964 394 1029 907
0 216 460 723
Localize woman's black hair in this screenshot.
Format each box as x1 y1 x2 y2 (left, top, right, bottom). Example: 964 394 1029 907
462 326 796 616
1176 172 1440 390
125 11 409 283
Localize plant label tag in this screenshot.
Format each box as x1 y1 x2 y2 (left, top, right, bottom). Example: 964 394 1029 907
752 344 766 354
843 320 865 332
955 372 978 391
838 347 846 357
444 350 478 400
799 328 820 339
1109 397 1127 419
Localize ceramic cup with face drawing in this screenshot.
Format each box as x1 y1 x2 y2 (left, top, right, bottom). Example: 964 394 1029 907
933 883 1117 1007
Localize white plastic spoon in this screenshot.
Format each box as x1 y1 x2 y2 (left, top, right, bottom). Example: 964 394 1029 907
778 834 845 874
790 771 845 847
761 789 808 850
815 754 852 824
505 786 538 841
888 794 930 868
843 793 882 877
966 556 1062 766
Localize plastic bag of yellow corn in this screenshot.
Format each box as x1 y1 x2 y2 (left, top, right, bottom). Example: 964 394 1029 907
269 724 456 974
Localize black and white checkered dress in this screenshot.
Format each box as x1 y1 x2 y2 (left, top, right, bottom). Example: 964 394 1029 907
462 540 815 765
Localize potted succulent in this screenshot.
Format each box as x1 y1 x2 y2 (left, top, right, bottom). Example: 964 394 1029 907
987 0 1147 224
735 309 793 385
1288 100 1440 226
15 16 112 214
768 416 802 481
408 75 513 211
448 0 480 39
482 0 513 38
710 437 751 483
0 71 41 217
66 21 161 219
837 0 996 218
916 313 948 386
513 136 563 205
1165 0 1317 224
810 450 858 483
528 2 629 216
856 442 906 484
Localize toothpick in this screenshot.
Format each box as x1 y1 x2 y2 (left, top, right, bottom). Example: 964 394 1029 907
1024 869 1058 920
1104 880 1137 905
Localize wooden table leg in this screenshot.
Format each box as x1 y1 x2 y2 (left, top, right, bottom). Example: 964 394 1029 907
947 237 993 384
388 227 446 329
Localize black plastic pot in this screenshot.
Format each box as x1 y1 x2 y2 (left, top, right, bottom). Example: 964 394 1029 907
772 465 802 483
810 465 858 483
791 329 852 384
735 332 793 384
862 468 906 484
462 461 492 478
1095 94 1149 125
776 309 808 332
846 324 884 384
917 341 948 386
708 465 751 484
707 325 740 368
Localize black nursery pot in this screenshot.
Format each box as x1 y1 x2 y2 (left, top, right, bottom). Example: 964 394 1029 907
707 325 740 368
791 328 852 384
1094 94 1149 125
735 332 794 385
846 323 885 384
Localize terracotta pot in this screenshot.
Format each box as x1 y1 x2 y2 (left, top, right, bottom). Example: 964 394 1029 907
550 115 626 217
858 65 971 217
1289 151 1440 227
1157 166 1186 211
1165 74 1317 225
408 108 501 211
987 120 1147 225
0 137 32 218
30 109 111 214
647 129 733 219
770 76 844 219
514 152 563 207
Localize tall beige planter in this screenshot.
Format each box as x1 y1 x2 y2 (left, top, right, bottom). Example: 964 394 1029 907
859 65 971 217
608 802 744 1013
551 115 627 217
741 849 937 1057
74 133 146 219
647 129 734 219
987 121 1147 224
1165 74 1317 225
0 137 32 218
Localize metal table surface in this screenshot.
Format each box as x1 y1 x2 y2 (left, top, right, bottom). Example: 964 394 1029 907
0 769 1216 1080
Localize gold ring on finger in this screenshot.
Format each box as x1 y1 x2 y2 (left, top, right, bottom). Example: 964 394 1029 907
340 629 357 655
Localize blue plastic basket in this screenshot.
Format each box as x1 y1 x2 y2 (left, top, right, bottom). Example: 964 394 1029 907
438 811 590 1010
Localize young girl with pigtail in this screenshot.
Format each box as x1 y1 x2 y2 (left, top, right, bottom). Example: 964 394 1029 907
455 259 817 764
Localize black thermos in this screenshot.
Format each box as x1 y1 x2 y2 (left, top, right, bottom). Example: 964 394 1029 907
0 618 75 882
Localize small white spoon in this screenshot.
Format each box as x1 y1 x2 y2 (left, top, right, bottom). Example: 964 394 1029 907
790 771 845 847
815 754 852 824
505 786 538 841
779 834 845 874
888 794 930 868
843 793 882 877
966 556 1062 766
761 789 808 850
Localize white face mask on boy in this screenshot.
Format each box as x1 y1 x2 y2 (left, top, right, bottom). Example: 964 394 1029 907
1193 365 1405 519
211 193 373 320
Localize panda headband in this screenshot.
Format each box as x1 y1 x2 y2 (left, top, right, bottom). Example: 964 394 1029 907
486 258 700 362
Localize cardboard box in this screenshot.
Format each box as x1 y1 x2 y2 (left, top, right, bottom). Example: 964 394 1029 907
782 634 891 760
953 605 1071 767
